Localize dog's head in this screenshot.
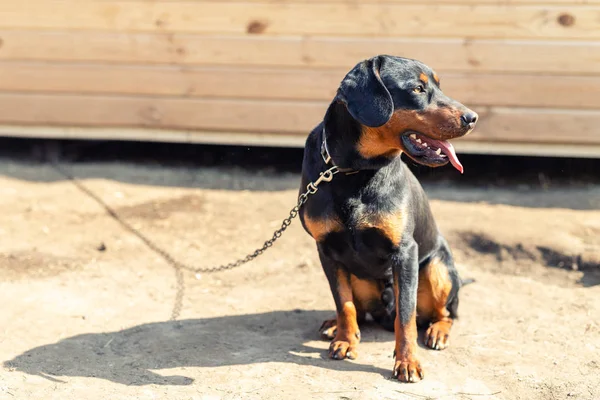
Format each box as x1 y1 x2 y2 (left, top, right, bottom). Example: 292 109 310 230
333 55 478 173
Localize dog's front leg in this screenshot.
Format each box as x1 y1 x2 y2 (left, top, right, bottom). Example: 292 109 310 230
319 252 360 360
392 240 424 382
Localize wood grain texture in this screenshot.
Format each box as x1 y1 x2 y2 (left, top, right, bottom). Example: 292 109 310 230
0 94 596 144
0 31 598 75
0 93 323 134
0 62 597 109
0 2 598 39
124 1 600 4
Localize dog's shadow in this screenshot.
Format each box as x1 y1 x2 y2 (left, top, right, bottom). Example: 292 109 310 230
4 310 399 386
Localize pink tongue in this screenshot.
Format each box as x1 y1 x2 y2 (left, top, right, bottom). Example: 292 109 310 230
434 140 464 174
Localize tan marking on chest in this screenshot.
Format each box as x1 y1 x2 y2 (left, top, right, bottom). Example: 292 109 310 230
356 211 404 246
303 214 343 242
350 274 383 313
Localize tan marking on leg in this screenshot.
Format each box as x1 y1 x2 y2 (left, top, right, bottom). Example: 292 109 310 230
417 257 454 350
336 269 358 335
393 276 423 382
417 257 452 321
329 269 360 360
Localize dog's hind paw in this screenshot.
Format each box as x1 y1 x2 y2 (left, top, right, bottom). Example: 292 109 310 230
319 318 337 340
425 320 452 350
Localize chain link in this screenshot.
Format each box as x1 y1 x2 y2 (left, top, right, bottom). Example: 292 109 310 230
53 162 340 320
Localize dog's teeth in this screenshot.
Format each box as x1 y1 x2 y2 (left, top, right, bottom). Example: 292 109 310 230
435 148 441 155
410 134 417 139
423 143 429 147
416 138 422 143
440 154 447 158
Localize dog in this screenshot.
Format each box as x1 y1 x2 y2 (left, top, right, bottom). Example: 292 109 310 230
298 55 478 382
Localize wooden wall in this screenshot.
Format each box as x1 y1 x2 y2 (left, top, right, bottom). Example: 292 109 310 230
0 1 598 157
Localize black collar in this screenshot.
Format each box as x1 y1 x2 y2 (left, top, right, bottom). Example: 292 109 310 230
320 127 359 174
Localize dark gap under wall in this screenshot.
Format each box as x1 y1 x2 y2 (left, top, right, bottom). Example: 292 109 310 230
0 138 597 187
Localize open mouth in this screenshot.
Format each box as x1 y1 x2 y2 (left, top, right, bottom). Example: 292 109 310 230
401 132 464 173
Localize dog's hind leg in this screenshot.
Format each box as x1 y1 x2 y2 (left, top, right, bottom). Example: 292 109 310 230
417 237 461 351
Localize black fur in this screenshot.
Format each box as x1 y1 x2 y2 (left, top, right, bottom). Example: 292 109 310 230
338 56 393 128
298 55 478 375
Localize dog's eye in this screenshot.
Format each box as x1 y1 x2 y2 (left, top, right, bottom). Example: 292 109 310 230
413 85 425 93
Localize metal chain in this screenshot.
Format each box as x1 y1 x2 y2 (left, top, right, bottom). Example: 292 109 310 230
52 162 340 320
177 165 340 274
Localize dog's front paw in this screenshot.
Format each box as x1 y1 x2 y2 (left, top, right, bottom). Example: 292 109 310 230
319 318 337 340
425 320 452 350
329 339 358 360
393 358 424 383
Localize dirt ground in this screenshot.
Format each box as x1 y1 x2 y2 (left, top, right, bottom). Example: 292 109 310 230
0 159 599 400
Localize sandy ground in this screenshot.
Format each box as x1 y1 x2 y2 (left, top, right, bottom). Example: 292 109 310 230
0 160 598 400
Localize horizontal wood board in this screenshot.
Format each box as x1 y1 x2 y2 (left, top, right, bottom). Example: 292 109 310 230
1 2 598 40
0 93 597 145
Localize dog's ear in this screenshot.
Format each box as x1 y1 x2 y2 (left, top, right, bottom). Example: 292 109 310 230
337 56 393 128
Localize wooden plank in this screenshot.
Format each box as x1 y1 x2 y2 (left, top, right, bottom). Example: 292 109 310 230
473 107 600 144
0 94 323 134
0 63 339 102
0 125 598 159
125 1 600 4
0 94 597 145
0 2 598 40
0 32 598 76
0 125 308 148
442 74 600 109
0 62 598 109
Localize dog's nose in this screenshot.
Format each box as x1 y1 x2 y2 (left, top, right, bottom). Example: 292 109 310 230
461 111 478 127
461 111 478 126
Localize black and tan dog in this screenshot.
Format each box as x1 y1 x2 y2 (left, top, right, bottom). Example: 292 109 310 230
299 55 478 382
